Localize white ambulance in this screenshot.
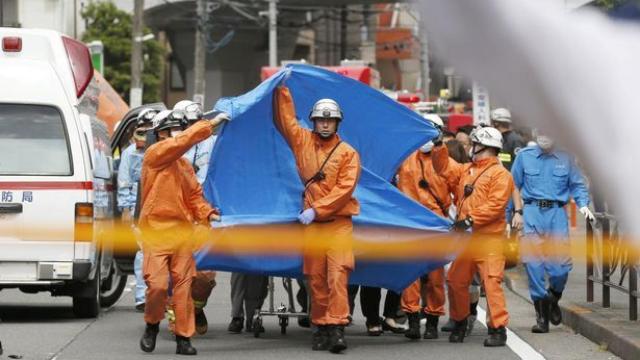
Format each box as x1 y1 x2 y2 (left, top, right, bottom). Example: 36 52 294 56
0 28 126 317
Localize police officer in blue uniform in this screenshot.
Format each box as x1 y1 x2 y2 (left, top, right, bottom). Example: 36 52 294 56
511 135 594 334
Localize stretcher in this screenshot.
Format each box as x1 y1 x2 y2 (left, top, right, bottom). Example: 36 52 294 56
251 277 309 338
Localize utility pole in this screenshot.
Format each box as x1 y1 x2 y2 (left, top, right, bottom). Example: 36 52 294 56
130 0 144 108
418 9 430 101
267 0 278 67
340 5 347 61
193 0 207 106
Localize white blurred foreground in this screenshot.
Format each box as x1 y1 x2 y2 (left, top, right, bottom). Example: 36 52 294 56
419 0 640 237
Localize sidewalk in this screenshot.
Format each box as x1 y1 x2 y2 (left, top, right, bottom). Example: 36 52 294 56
504 222 640 360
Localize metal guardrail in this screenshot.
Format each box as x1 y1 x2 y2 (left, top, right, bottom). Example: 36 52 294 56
586 212 638 321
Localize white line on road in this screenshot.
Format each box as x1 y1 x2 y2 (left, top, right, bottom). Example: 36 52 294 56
476 305 546 360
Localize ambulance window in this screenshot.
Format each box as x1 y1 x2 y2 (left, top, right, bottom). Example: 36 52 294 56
0 104 72 176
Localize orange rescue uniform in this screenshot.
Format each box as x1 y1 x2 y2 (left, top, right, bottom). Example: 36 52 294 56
432 145 514 329
274 86 361 326
397 151 452 317
139 121 216 338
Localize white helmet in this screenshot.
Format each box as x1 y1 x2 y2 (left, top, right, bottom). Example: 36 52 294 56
173 100 203 122
490 108 512 123
423 114 444 128
151 110 175 132
309 99 343 121
136 108 158 127
470 126 503 150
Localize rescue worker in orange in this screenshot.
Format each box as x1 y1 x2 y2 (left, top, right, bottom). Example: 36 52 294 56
432 126 514 347
274 85 361 354
396 114 453 341
138 110 229 356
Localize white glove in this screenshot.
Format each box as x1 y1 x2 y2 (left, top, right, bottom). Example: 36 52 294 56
511 212 524 231
579 206 595 222
213 112 231 123
298 208 316 225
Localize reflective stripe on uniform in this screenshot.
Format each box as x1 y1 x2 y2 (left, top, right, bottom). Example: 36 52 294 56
499 152 512 163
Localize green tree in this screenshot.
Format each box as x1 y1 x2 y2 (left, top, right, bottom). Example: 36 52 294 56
81 1 163 104
595 0 627 9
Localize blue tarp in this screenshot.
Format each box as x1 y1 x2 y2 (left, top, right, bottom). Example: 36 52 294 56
609 2 640 21
196 64 453 293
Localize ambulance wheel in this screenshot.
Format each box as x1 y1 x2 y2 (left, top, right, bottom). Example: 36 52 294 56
99 259 127 308
73 263 101 318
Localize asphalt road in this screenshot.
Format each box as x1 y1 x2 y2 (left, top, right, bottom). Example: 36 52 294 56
0 272 620 360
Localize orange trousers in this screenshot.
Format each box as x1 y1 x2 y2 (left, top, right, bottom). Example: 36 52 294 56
447 236 508 328
192 270 216 310
304 217 354 326
143 249 196 337
401 267 445 316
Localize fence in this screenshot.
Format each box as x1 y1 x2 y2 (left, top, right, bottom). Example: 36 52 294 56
586 212 638 320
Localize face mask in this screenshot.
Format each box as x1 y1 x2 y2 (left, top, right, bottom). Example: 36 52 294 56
170 130 183 138
419 141 434 153
537 136 554 151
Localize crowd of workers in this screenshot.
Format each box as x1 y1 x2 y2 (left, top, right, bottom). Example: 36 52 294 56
116 78 593 355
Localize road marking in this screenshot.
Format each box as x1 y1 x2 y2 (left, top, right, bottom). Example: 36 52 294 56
476 305 546 360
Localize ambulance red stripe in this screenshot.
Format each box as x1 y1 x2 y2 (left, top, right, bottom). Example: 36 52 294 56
0 181 93 190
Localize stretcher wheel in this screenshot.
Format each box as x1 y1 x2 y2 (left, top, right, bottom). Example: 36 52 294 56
253 316 263 338
279 316 289 334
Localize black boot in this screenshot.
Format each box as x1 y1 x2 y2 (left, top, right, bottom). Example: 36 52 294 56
548 288 563 325
441 318 455 332
423 315 439 339
195 309 208 335
484 326 507 347
448 318 468 343
328 325 348 354
531 298 550 334
311 326 329 351
227 317 244 333
467 301 478 335
298 316 311 328
405 312 421 340
139 322 159 353
176 336 197 355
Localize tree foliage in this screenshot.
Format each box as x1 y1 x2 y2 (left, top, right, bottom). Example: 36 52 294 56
595 0 627 9
81 1 163 104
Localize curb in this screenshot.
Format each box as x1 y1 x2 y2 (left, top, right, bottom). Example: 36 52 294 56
504 271 640 360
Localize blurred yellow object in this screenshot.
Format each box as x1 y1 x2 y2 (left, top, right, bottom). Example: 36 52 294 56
8 220 627 264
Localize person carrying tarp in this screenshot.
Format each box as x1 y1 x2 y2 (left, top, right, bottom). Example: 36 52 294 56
172 100 225 336
138 111 229 356
396 114 455 341
117 107 157 312
432 126 514 347
273 84 361 354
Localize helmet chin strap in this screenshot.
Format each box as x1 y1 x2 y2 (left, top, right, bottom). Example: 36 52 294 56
473 145 487 156
470 144 488 161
